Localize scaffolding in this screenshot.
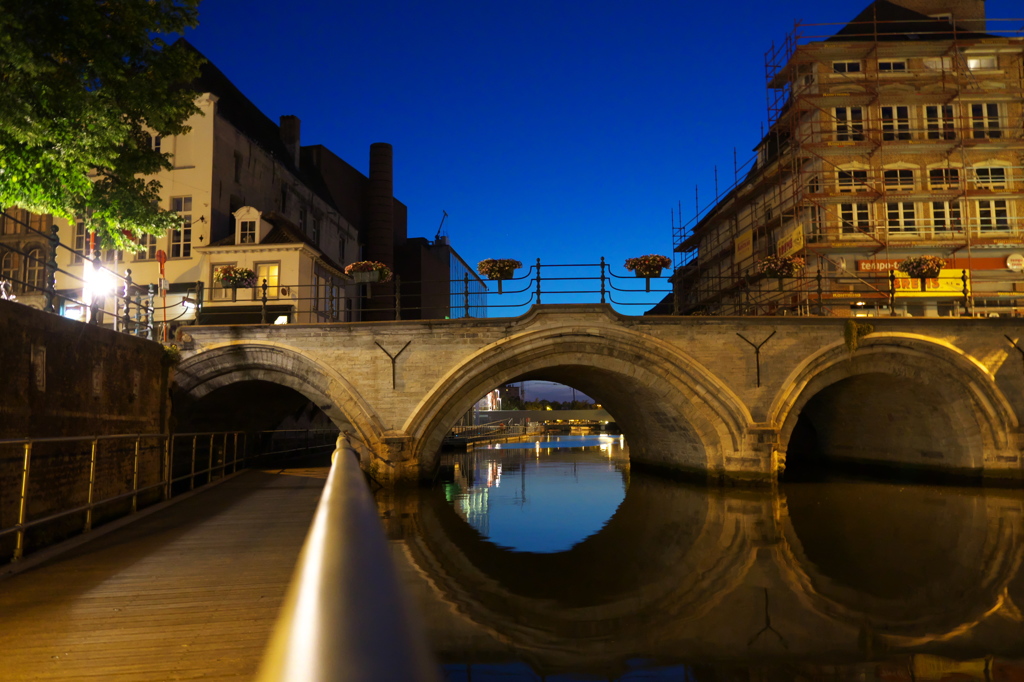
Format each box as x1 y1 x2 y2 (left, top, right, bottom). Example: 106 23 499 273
673 9 1024 316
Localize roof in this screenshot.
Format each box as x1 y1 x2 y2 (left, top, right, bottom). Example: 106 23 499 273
828 0 992 42
205 212 347 275
174 39 341 212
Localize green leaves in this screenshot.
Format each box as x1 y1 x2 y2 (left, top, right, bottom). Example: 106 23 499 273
0 0 204 250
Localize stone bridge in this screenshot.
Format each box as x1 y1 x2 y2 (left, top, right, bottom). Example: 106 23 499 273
172 304 1024 485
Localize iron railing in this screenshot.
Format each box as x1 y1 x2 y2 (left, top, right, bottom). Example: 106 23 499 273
256 435 438 682
0 428 338 564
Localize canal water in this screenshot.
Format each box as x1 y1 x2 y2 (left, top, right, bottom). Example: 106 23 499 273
382 435 1024 681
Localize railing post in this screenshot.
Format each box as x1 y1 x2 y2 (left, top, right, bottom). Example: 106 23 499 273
146 284 156 340
222 432 229 476
89 252 102 325
464 273 470 319
888 269 898 316
13 442 33 562
164 435 173 500
190 435 197 490
535 258 542 305
962 269 970 316
121 269 133 334
600 257 607 304
85 438 98 531
209 433 216 483
233 432 240 474
131 436 141 513
394 274 402 320
44 224 59 314
261 278 269 324
816 270 823 316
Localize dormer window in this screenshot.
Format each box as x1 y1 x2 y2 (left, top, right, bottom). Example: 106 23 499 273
240 221 256 244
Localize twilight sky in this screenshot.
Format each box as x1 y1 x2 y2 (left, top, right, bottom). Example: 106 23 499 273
183 0 1021 314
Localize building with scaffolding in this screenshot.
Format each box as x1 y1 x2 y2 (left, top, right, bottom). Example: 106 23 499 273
672 0 1024 317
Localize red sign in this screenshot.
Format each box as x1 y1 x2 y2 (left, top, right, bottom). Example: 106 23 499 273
156 249 167 265
856 259 902 272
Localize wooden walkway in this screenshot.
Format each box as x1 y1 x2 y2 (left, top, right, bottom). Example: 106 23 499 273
0 468 327 681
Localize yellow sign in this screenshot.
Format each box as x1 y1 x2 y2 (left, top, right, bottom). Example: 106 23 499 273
893 268 970 297
776 224 804 258
734 229 753 264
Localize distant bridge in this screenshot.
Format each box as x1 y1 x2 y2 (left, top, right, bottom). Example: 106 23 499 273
173 304 1024 485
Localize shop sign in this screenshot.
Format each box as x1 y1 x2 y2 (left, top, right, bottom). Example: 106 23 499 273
776 224 804 258
1007 253 1024 272
734 229 753 264
892 268 970 297
855 259 902 272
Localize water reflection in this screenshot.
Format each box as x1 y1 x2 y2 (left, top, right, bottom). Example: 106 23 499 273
379 442 1024 681
444 435 628 552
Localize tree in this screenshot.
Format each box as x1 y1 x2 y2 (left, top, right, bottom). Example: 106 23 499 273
0 0 204 251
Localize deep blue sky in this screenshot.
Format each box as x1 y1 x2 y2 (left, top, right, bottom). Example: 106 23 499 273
183 1 1021 313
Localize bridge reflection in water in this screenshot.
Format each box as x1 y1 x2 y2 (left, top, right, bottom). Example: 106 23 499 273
383 435 1024 680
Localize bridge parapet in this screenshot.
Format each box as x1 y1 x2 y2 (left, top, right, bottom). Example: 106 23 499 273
174 305 1024 485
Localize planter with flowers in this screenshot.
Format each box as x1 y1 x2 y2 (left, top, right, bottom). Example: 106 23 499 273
478 258 523 293
625 255 672 291
345 260 393 284
898 255 946 292
756 255 805 291
214 265 257 288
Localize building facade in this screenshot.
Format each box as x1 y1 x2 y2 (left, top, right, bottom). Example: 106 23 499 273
673 0 1024 317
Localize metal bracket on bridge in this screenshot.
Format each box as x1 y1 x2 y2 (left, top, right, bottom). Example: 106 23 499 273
375 341 412 390
736 331 776 388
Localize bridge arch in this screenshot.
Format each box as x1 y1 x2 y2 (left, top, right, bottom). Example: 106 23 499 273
404 323 755 480
771 333 1019 477
173 342 385 448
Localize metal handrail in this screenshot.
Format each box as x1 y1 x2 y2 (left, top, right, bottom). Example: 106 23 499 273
256 435 438 682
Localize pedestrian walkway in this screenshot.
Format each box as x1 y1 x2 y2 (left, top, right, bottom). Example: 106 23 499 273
0 468 326 681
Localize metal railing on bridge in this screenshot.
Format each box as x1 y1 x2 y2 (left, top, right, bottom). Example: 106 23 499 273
0 428 338 565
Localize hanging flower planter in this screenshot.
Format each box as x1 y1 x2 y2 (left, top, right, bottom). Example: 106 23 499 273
625 255 671 291
898 255 945 292
344 260 393 284
478 259 522 293
755 255 804 290
213 265 257 288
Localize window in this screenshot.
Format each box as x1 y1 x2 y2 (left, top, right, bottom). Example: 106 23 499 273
299 208 307 232
25 248 44 291
1 251 17 289
834 107 864 141
27 212 48 233
924 57 953 71
135 233 158 260
151 134 162 153
932 201 963 231
312 218 321 246
833 61 861 74
102 247 123 263
929 167 960 190
840 203 871 235
967 56 997 70
976 200 1009 231
971 103 1001 139
878 60 907 72
0 208 27 235
210 262 236 301
884 169 914 191
73 220 88 263
974 167 1007 190
925 105 955 140
169 196 192 258
838 169 869 192
881 106 911 140
239 220 256 244
886 202 917 232
255 262 280 298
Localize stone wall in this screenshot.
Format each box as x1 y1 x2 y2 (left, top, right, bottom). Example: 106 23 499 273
0 300 171 558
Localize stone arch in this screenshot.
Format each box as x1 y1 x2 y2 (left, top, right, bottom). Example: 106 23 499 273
173 342 385 448
404 324 756 481
770 333 1018 476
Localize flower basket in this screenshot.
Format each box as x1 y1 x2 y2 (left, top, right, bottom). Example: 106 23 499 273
213 265 257 288
755 255 805 279
344 260 393 283
625 255 671 291
898 255 946 292
478 259 522 293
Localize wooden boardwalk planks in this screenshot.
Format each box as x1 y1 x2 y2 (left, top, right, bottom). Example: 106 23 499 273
0 469 326 681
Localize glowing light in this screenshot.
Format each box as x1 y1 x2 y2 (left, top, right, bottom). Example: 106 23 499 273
274 315 289 324
82 260 117 307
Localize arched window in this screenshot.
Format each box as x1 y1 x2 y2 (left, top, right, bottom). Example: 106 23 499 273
25 248 44 291
1 251 19 291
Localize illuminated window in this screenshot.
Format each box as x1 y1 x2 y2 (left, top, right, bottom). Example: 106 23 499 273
255 262 280 298
170 196 192 258
924 57 953 71
1 251 17 288
73 221 88 263
210 263 236 301
25 248 44 291
967 56 997 70
239 220 256 244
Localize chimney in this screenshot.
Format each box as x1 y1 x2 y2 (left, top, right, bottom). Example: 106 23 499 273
279 115 301 168
366 143 395 266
